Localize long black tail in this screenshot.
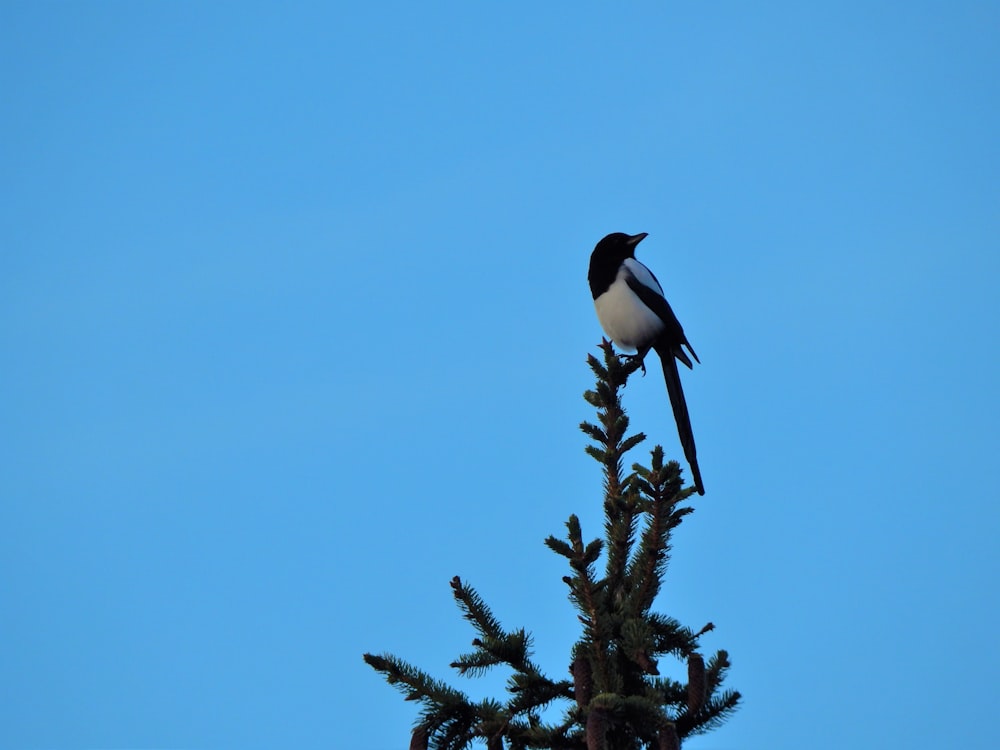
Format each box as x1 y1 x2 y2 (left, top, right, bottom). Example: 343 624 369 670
655 344 705 495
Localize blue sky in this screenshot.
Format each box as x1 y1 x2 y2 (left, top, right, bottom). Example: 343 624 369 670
2 2 998 748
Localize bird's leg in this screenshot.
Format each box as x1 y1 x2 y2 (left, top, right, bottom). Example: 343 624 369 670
618 347 651 376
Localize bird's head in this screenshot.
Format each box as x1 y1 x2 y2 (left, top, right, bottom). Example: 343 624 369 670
594 231 648 262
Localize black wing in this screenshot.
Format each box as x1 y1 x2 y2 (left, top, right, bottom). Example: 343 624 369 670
624 273 700 367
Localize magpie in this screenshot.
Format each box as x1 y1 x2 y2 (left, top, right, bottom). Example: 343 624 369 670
588 232 705 495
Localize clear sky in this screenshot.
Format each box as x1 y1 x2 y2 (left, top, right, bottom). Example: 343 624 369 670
2 2 998 749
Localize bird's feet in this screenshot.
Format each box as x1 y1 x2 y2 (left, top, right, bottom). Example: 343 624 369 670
618 352 647 376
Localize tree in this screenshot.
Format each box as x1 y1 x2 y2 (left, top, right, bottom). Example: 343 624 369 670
364 341 740 749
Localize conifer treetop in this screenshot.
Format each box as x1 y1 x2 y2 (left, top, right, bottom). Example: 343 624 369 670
364 341 740 749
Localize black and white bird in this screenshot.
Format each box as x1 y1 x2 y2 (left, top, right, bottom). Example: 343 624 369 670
588 232 705 495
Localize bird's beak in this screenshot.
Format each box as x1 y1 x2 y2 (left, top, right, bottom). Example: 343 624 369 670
627 232 648 246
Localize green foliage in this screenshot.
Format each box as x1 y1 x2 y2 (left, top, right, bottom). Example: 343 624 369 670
364 340 740 749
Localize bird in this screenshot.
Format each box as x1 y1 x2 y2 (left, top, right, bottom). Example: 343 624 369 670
588 231 705 495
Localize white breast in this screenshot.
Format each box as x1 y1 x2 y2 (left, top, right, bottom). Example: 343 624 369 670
593 262 665 351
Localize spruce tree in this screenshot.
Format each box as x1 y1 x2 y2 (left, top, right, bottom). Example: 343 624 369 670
364 341 740 749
